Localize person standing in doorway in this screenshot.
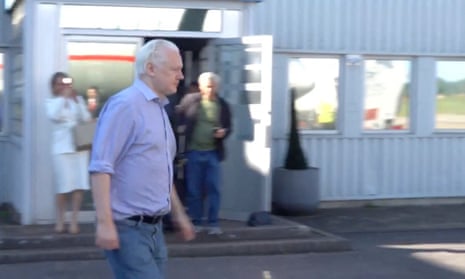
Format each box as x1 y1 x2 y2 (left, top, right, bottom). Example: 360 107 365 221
89 39 195 279
85 86 101 119
176 72 232 235
46 72 92 234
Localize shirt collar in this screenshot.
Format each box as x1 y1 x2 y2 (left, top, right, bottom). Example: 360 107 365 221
134 78 170 106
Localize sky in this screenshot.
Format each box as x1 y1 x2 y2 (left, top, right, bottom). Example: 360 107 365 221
437 61 465 82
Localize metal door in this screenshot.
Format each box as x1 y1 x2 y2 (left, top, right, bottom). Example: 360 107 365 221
209 36 273 220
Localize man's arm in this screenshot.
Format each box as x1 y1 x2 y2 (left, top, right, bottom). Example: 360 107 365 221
170 185 195 241
91 173 119 249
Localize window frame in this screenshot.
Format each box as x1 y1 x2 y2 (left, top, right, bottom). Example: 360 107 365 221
433 58 465 133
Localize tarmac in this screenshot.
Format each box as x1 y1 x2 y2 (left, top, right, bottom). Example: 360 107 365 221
2 203 465 264
289 203 465 234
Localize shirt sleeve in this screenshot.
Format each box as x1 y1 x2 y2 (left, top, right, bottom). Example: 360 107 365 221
88 97 136 175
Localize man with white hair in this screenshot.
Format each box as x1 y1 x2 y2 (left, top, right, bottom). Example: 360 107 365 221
176 72 232 235
89 39 195 279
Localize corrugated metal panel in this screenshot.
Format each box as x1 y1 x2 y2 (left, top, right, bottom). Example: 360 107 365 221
251 0 465 55
0 141 23 205
273 136 465 201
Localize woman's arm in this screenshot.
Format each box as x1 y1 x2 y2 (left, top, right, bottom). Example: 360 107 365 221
46 97 68 123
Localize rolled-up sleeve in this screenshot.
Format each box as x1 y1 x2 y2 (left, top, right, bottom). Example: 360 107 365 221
89 96 136 175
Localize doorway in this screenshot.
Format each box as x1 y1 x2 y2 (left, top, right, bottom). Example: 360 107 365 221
66 36 211 211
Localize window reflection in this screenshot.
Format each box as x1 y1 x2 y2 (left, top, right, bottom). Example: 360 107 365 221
435 61 465 130
363 59 410 130
288 58 339 130
67 41 137 118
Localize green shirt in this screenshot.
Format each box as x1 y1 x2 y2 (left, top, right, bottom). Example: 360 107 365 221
189 98 219 151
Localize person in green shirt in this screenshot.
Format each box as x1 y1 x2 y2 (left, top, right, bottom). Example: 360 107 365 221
176 72 232 235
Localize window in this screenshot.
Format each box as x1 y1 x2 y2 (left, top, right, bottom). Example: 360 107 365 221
60 6 225 33
363 59 411 131
435 60 465 130
288 57 340 130
67 41 138 119
0 53 4 132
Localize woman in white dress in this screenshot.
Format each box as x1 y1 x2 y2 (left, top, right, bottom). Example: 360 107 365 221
46 72 92 234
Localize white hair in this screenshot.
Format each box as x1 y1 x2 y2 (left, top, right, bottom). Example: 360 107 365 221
198 72 221 86
135 39 179 76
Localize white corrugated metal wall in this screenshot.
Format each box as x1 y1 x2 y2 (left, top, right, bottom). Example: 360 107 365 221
274 136 465 200
252 0 465 54
249 0 465 201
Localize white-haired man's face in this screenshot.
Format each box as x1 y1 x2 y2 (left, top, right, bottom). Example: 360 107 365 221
199 78 218 98
147 47 184 97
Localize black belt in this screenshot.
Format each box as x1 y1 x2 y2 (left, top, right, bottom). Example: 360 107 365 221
127 215 163 225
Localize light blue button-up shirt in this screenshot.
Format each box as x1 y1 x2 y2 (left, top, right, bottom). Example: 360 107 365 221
89 79 176 220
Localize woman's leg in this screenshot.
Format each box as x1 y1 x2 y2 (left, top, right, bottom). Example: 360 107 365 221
69 190 84 234
55 193 67 233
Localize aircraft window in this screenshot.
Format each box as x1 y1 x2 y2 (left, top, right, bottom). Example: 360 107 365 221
363 59 411 131
60 6 223 33
435 60 465 130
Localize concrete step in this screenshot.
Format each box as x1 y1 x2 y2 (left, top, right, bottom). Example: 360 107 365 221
0 237 351 264
0 222 317 251
0 246 103 264
0 217 352 263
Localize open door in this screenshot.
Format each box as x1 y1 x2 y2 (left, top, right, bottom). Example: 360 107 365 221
207 35 273 220
64 36 142 213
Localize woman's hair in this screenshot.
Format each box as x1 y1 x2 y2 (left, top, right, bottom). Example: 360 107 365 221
50 72 69 96
135 39 179 77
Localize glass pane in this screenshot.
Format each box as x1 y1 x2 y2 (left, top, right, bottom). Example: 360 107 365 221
435 61 465 129
67 41 137 210
4 0 15 10
60 6 222 32
363 59 410 131
0 53 4 132
67 41 137 119
288 57 339 130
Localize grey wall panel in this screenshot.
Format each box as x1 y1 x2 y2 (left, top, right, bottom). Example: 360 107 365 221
251 0 465 55
0 142 7 203
0 141 23 209
273 136 465 201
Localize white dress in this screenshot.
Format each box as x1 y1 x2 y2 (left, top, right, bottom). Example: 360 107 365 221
46 96 92 194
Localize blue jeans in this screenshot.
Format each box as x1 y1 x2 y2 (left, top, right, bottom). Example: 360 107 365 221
104 219 167 279
185 150 221 227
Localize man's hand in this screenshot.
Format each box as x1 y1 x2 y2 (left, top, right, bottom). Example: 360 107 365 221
213 128 227 139
95 221 120 250
174 213 196 241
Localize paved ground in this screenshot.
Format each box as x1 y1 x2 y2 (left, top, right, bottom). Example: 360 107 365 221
0 204 465 263
289 203 465 233
2 228 465 278
3 204 465 278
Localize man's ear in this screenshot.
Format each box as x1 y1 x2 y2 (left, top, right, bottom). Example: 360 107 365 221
146 62 157 77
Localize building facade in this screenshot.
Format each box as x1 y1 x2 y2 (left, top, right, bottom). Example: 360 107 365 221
0 0 464 224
